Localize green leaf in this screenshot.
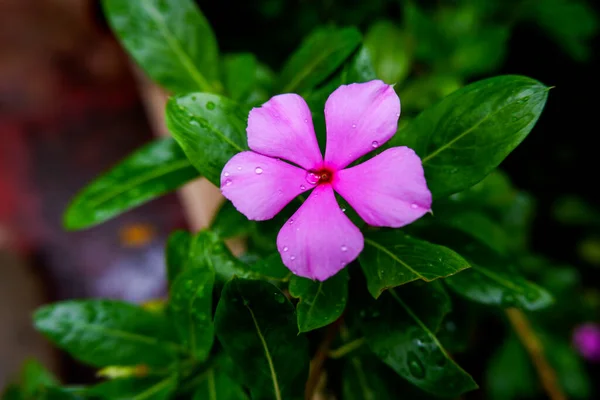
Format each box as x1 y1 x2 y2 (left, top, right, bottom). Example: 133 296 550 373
393 75 548 198
364 21 412 85
192 369 249 400
211 201 255 240
170 265 215 361
450 26 509 77
445 246 553 311
278 26 362 93
20 360 58 398
87 376 176 400
438 211 510 255
1 385 23 400
191 231 254 281
102 0 219 93
359 282 477 397
359 230 470 298
543 335 591 399
166 230 193 286
486 335 538 400
215 279 309 400
166 93 248 186
63 138 199 230
289 269 348 332
223 53 274 106
34 300 182 367
248 254 291 282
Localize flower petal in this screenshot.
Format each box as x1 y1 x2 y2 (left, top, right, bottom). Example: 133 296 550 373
324 80 400 169
276 185 363 281
221 151 311 221
334 147 432 227
247 94 322 170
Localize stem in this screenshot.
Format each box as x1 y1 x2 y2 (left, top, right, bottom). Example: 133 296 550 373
505 308 566 400
328 337 365 359
304 319 342 400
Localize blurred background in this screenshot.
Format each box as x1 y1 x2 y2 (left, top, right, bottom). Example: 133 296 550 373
0 0 599 398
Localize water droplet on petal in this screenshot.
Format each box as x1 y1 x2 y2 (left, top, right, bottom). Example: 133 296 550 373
305 171 320 185
224 179 232 186
237 166 242 171
300 185 306 190
290 255 296 261
224 172 230 177
352 124 356 129
255 167 263 174
304 118 308 123
289 219 294 225
371 141 379 148
341 245 348 252
341 208 346 213
396 112 400 117
411 203 418 209
283 246 289 252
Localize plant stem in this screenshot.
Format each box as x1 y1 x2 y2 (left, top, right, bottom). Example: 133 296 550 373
505 308 566 400
328 337 365 359
304 319 342 400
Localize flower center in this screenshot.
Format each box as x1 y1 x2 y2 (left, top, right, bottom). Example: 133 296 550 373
306 168 334 186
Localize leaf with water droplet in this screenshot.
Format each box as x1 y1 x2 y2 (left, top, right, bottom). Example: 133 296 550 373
289 269 348 332
357 282 477 397
391 75 548 198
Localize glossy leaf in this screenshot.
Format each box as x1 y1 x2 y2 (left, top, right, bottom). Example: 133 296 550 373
360 230 470 298
191 230 254 281
192 369 249 400
170 265 215 361
33 300 182 367
102 0 219 93
211 201 255 240
277 26 361 93
359 282 477 397
87 376 176 400
166 93 248 186
63 138 199 230
364 21 412 85
446 258 553 311
248 253 291 282
289 269 348 332
223 53 274 106
166 230 193 285
393 75 548 197
214 279 309 400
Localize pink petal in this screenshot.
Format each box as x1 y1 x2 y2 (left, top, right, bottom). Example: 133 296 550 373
276 185 363 281
324 80 400 170
247 94 322 170
221 151 311 221
334 147 432 227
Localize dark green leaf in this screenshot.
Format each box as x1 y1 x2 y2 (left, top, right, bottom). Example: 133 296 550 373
446 258 553 311
192 369 249 400
63 138 199 230
87 376 176 400
20 359 58 398
438 211 510 255
211 201 255 240
543 335 591 399
34 300 182 367
215 279 309 400
360 230 470 298
398 74 463 113
289 269 348 332
486 335 538 400
359 282 477 397
166 93 248 186
170 265 215 361
190 231 254 281
277 27 361 93
102 0 219 92
223 53 274 106
248 253 291 282
166 230 193 286
364 21 412 85
450 26 509 77
1 385 23 400
393 75 548 198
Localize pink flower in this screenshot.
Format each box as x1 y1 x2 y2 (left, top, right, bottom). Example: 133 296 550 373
220 80 431 281
573 323 600 362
